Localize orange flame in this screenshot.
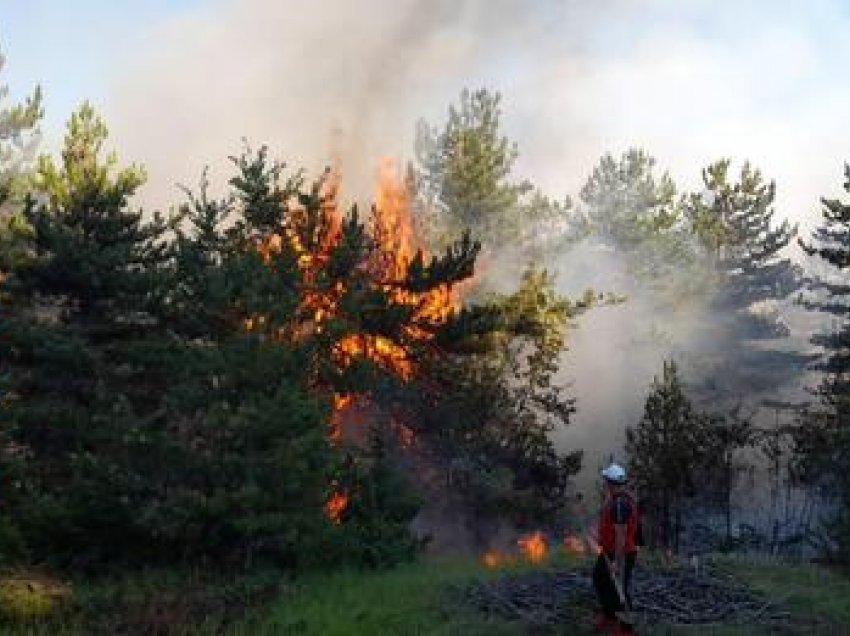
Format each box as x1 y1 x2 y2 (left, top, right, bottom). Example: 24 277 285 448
329 393 353 442
329 158 460 379
252 158 473 526
256 157 462 383
517 531 548 563
325 489 349 524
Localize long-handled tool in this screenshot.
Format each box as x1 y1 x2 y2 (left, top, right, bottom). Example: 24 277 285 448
602 552 633 626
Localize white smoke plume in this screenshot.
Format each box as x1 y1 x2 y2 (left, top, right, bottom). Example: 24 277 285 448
98 0 844 491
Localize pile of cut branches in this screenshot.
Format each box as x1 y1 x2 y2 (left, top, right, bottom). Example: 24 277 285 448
460 563 796 630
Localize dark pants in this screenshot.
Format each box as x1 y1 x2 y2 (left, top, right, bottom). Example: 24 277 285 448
593 551 636 632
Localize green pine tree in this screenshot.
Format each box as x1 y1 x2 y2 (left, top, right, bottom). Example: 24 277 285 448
625 360 718 551
576 148 712 309
0 103 173 565
580 148 678 250
400 269 589 537
414 88 569 250
679 160 805 401
796 163 850 560
682 159 799 312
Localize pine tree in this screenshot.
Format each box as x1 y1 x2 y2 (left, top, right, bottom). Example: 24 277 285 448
414 88 568 250
680 160 806 401
400 269 588 537
135 152 334 568
0 104 173 565
625 360 717 551
576 148 712 309
176 147 491 566
796 164 850 560
682 159 799 312
580 148 678 250
0 49 42 272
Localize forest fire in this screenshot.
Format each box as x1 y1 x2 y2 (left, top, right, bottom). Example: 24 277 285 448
257 157 463 380
255 158 470 523
329 158 461 379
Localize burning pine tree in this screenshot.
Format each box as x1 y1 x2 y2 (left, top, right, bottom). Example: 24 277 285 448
239 147 584 543
239 152 490 525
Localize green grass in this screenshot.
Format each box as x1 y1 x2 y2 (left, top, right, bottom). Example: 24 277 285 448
240 557 526 636
715 554 850 631
1 553 849 635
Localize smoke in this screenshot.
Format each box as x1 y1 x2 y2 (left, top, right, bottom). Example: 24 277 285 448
104 0 576 210
105 0 850 225
99 0 844 493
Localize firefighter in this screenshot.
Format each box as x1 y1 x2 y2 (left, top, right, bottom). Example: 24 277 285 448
592 462 639 635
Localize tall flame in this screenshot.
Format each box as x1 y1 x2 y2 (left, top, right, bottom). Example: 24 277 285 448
254 158 468 524
331 158 460 379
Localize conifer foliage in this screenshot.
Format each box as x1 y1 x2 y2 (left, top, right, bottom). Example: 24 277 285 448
625 360 718 550
796 164 850 559
0 104 174 565
682 159 799 312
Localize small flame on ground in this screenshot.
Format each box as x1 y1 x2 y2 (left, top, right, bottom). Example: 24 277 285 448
517 531 548 563
483 532 550 568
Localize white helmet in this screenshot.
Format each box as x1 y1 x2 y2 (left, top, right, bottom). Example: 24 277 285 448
601 463 627 484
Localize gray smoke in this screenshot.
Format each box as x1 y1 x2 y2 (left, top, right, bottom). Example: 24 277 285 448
99 0 842 498
103 0 850 231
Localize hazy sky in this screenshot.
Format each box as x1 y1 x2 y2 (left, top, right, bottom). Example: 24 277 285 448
2 0 849 233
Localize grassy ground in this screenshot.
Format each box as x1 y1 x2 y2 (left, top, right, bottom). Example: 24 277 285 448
248 552 850 636
1 553 848 634
247 558 523 636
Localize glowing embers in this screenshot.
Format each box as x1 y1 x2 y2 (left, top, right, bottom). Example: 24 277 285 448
329 393 354 442
482 549 510 568
325 488 349 525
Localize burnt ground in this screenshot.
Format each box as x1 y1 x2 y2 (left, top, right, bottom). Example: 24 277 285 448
452 560 836 635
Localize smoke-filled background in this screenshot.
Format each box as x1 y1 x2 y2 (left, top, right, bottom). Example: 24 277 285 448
2 0 848 489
